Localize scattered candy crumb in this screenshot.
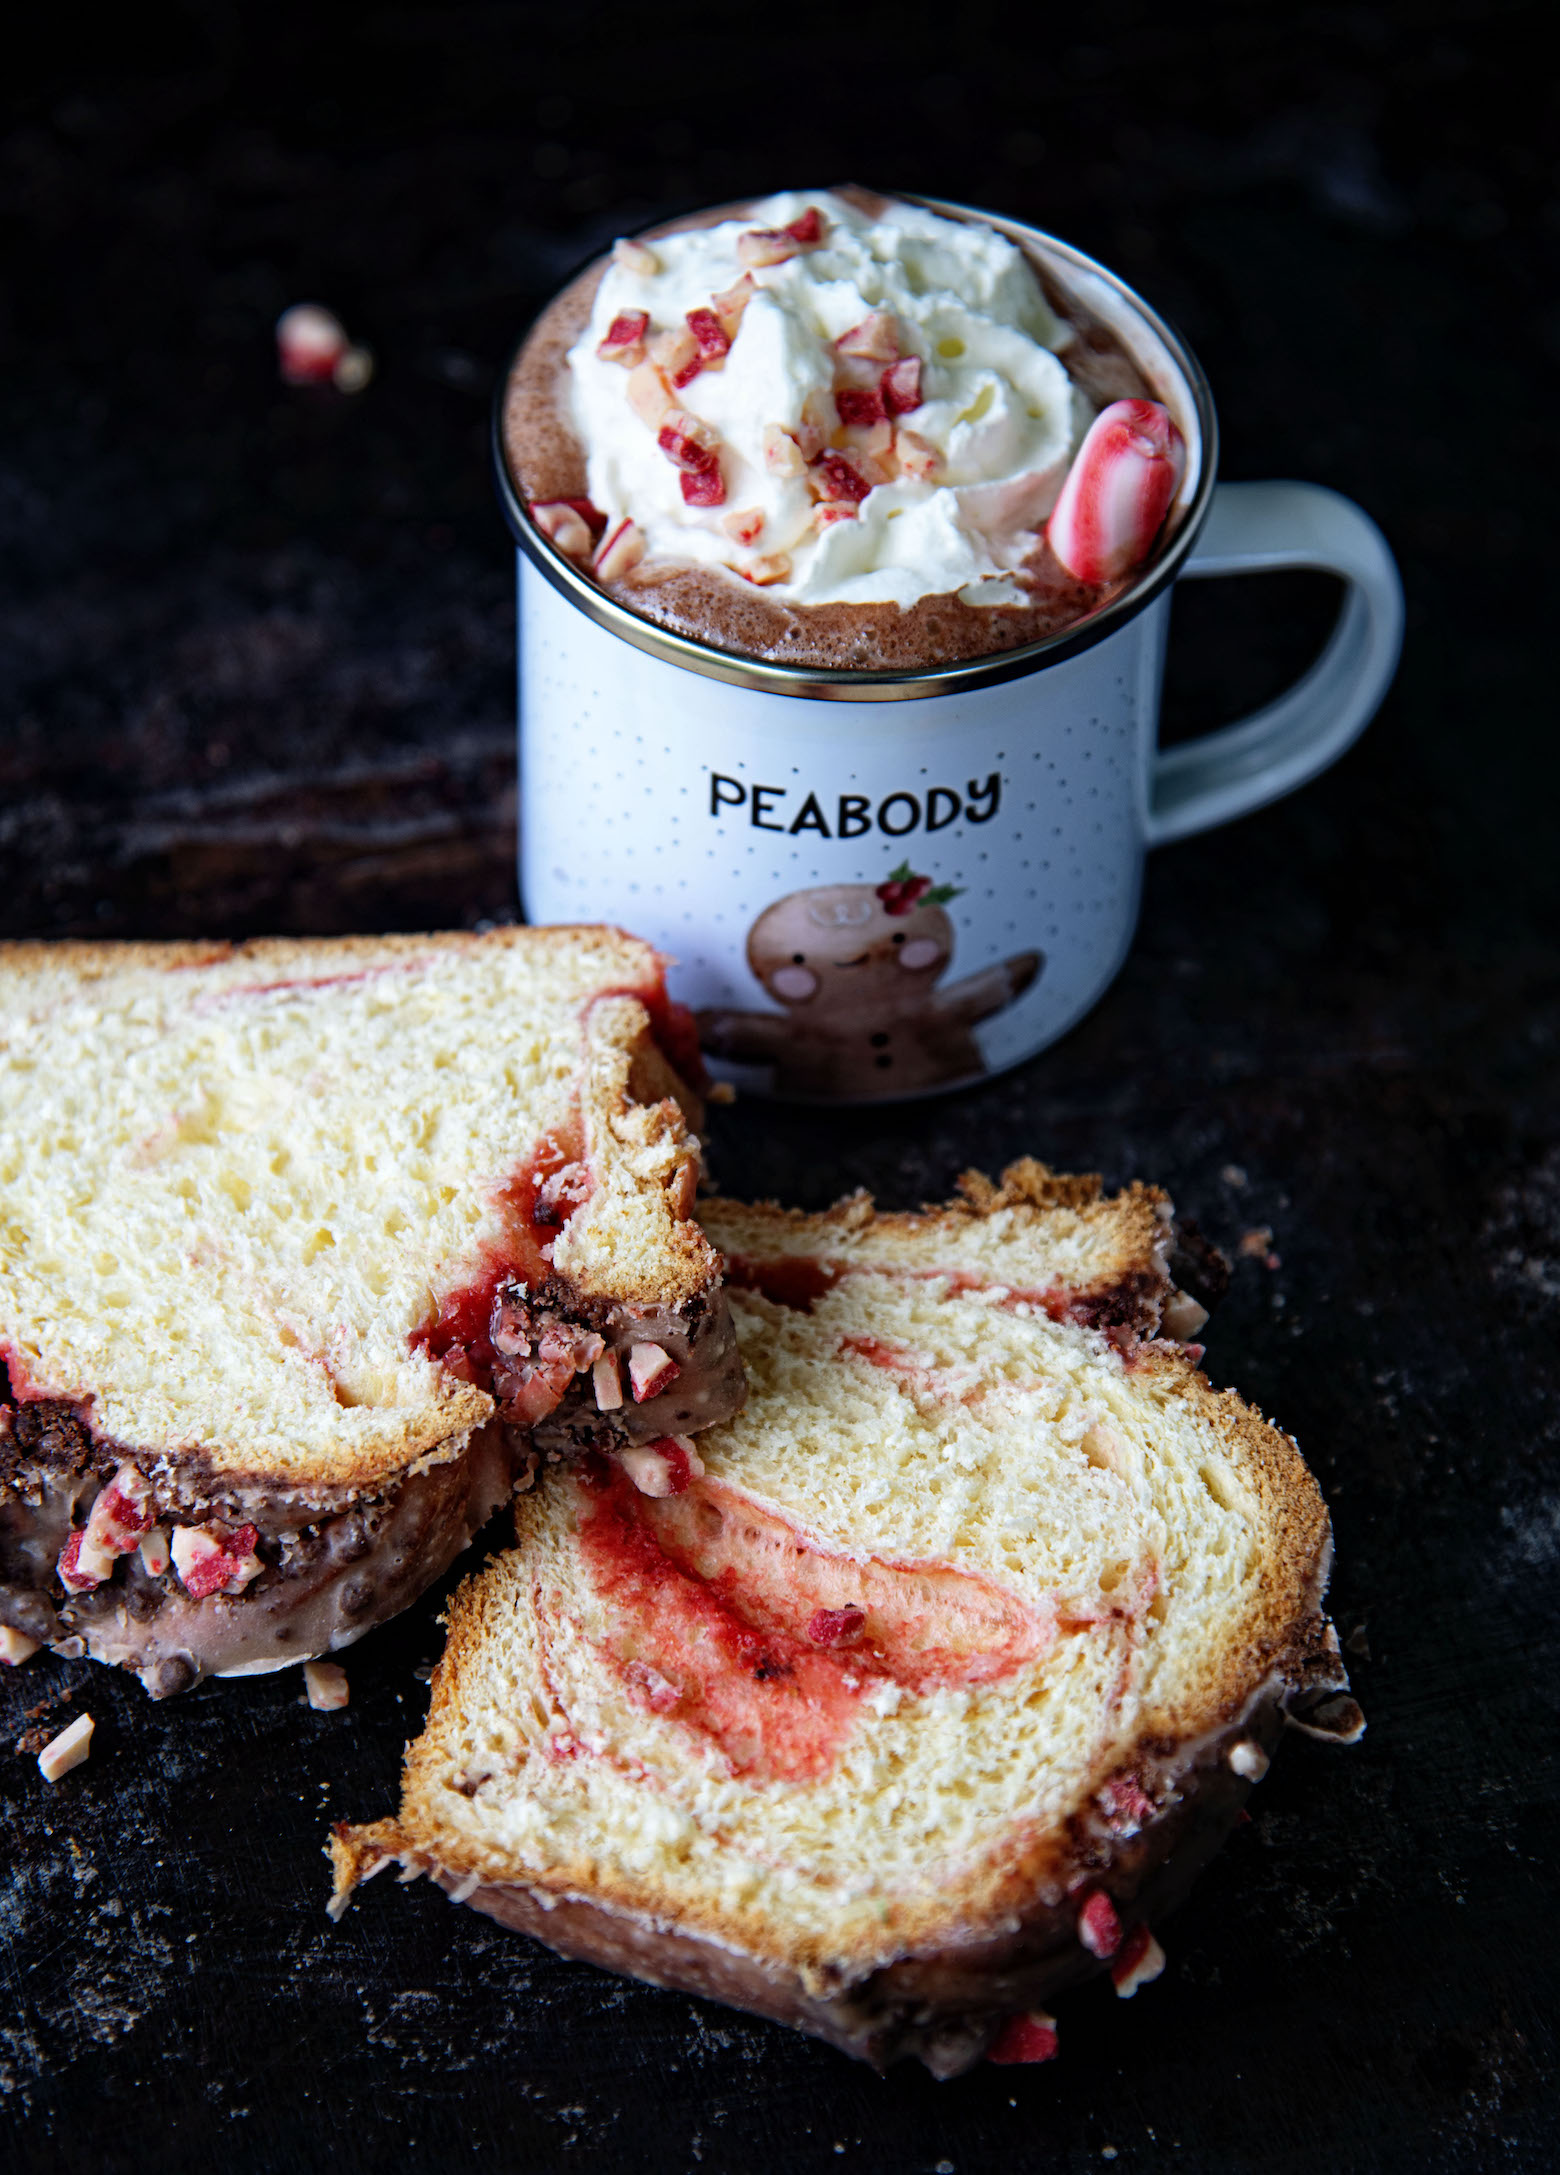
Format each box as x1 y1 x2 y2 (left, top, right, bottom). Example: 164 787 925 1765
304 1660 350 1711
1238 1226 1282 1269
276 304 373 393
38 1711 94 1782
1111 1924 1167 1997
986 2010 1059 2064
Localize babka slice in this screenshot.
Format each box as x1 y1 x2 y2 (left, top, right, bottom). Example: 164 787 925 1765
0 928 743 1694
330 1163 1352 2074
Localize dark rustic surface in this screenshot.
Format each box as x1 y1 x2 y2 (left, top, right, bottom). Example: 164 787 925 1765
3 6 1557 2171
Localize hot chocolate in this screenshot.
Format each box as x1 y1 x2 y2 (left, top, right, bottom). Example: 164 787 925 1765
501 188 1190 673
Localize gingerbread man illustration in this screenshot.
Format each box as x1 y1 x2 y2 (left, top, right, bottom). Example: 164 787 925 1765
697 866 1043 1100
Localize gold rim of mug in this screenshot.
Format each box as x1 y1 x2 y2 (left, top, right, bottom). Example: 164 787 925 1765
492 194 1221 704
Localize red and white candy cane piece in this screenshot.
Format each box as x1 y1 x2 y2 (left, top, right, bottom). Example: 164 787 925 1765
836 311 900 362
57 1462 155 1591
657 411 721 474
618 1435 703 1499
1110 1922 1167 1997
813 452 872 505
171 1522 263 1600
881 356 922 416
986 2010 1059 2065
613 237 659 277
626 360 674 429
835 384 887 430
685 307 731 366
894 428 939 482
276 303 347 384
762 424 806 477
597 309 650 365
530 501 593 558
592 1351 623 1411
736 208 826 269
594 519 646 582
711 275 755 340
1047 399 1185 585
627 1342 681 1402
86 1464 154 1554
721 507 765 547
1076 1885 1122 1959
649 326 702 390
680 467 726 509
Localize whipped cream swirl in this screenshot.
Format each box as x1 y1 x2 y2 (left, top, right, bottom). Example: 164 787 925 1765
567 191 1093 609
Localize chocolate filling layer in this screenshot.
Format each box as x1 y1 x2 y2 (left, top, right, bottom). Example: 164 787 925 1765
338 1629 1351 2076
528 1285 747 1453
0 1272 745 1696
1 1400 518 1695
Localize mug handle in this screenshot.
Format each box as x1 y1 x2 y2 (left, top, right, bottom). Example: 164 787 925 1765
1145 480 1404 847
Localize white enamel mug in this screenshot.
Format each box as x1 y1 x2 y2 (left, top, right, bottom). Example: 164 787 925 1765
498 201 1403 1105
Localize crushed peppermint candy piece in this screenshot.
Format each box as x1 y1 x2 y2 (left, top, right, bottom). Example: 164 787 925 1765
893 427 939 482
685 306 731 366
594 518 646 582
881 356 923 415
1110 1923 1167 1998
626 360 674 429
835 384 887 430
1096 1772 1156 1833
627 1342 681 1401
721 507 765 546
613 237 660 277
836 312 900 362
737 210 826 268
711 275 755 339
592 1351 624 1411
1076 1886 1122 1959
597 309 650 366
618 1435 703 1498
657 411 721 474
812 452 872 505
276 304 372 393
304 1659 350 1711
806 1607 866 1647
38 1712 94 1783
171 1522 263 1601
649 325 701 389
987 2010 1059 2064
680 467 726 509
530 500 596 559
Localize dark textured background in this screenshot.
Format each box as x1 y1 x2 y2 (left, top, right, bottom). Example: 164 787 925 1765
3 5 1557 2170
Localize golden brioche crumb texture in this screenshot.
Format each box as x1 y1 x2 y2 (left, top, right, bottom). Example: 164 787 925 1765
376 1173 1329 1983
0 929 713 1489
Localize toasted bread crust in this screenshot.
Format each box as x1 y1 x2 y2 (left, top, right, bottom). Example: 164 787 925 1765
330 1673 1314 2075
701 1158 1178 1336
332 1167 1346 2069
1 928 744 1690
376 1339 1332 1970
0 926 724 1492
